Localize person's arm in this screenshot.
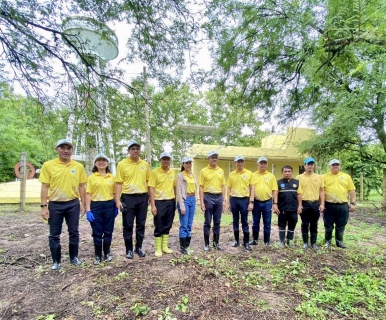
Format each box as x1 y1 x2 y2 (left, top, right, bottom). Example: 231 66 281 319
79 183 86 216
115 182 123 209
272 190 279 214
222 184 227 210
176 174 186 214
248 185 254 211
199 185 205 212
349 190 356 212
149 187 157 216
297 193 302 214
319 187 325 212
40 183 50 220
85 193 92 212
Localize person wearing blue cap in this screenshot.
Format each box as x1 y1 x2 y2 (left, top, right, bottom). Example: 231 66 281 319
115 140 150 259
199 150 226 251
85 154 118 264
148 152 177 257
39 139 87 270
227 155 254 250
176 156 197 254
296 158 325 249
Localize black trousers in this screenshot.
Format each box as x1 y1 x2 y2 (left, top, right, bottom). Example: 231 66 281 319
90 200 116 245
203 193 223 235
153 199 176 237
48 199 80 248
324 202 349 233
278 211 298 231
121 193 149 240
301 201 320 234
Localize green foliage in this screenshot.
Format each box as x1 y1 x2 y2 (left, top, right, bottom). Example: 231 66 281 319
175 295 189 312
130 302 149 316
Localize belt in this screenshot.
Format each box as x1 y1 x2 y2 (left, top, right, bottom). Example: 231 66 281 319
204 193 222 197
122 193 148 196
254 198 271 203
155 199 175 202
326 201 348 205
186 193 195 196
302 200 319 203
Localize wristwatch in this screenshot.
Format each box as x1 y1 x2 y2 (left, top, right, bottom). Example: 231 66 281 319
249 201 254 204
350 202 356 205
40 204 48 208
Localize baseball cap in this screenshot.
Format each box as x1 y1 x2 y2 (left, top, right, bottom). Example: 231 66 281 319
56 139 73 148
208 150 219 158
257 157 268 163
182 156 193 163
159 152 173 160
329 159 341 165
93 154 109 163
304 157 316 164
234 155 245 162
128 140 140 149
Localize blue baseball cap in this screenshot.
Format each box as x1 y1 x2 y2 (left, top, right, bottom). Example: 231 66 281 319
304 157 316 164
159 152 173 160
56 139 73 148
234 155 245 162
329 159 341 165
208 150 219 158
182 156 193 163
93 154 109 163
128 140 140 149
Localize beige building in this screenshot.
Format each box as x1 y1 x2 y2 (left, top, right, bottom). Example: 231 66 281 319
188 127 313 181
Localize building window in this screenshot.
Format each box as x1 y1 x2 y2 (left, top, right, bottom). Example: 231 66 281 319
299 165 305 174
272 164 276 175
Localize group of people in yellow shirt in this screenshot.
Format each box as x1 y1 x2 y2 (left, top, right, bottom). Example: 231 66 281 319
39 139 356 271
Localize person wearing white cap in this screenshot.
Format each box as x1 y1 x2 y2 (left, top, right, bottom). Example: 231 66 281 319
296 157 325 250
39 139 87 270
323 159 356 248
249 157 279 246
148 152 177 257
199 150 226 251
176 156 198 254
227 155 254 250
115 140 150 259
85 154 118 265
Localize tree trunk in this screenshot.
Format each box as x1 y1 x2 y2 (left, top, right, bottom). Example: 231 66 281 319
382 168 386 211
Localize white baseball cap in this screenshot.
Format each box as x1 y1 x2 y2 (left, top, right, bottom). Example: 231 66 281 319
257 157 268 163
93 154 109 163
159 152 173 160
182 156 193 163
56 139 73 148
208 150 219 158
329 159 341 165
234 155 245 162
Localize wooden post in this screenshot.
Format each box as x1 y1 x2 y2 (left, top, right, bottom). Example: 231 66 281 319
360 173 364 202
20 152 27 211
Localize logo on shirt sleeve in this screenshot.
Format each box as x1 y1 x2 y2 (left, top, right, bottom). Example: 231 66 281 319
293 184 297 188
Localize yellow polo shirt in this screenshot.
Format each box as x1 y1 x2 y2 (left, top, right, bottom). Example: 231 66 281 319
296 173 324 201
115 157 150 194
39 158 87 201
86 172 115 201
324 172 356 203
199 165 226 194
251 171 278 201
148 167 177 200
227 169 253 197
183 171 196 194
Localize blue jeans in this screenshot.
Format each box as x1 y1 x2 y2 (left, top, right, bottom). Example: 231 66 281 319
251 199 272 234
230 197 249 232
177 196 196 238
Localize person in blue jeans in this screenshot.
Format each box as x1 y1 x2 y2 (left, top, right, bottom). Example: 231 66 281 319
176 156 198 254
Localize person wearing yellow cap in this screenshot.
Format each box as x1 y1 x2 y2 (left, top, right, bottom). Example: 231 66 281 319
296 157 325 250
149 152 177 257
39 139 87 271
85 154 118 265
176 156 197 254
199 150 226 251
249 157 279 246
323 159 356 248
115 140 150 259
227 155 254 250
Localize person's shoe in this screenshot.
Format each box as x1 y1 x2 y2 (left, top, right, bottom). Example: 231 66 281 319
286 239 295 249
311 243 319 250
325 231 332 248
325 240 332 248
231 231 240 247
204 234 210 251
103 242 112 262
302 233 309 249
186 236 191 248
279 228 286 248
69 244 82 266
213 233 222 251
94 244 102 265
243 232 252 251
248 231 259 245
335 230 347 248
179 237 188 255
154 237 162 257
50 246 61 271
125 238 134 259
161 234 173 254
310 233 318 250
134 235 146 257
263 232 271 246
135 247 146 257
336 240 347 248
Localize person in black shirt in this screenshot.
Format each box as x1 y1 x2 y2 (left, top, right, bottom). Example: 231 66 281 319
276 166 303 248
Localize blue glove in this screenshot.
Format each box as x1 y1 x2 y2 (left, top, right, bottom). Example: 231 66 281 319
115 207 119 218
86 211 95 222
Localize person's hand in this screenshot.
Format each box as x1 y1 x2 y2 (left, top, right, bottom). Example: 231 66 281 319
41 207 49 220
80 205 86 217
114 207 119 218
151 205 157 216
86 211 95 222
248 202 254 212
120 202 128 214
200 203 206 212
116 200 123 211
272 204 280 215
349 204 356 212
319 203 325 212
297 206 303 214
181 208 186 215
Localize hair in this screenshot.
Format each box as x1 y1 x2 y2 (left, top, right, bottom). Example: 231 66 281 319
180 165 185 172
281 165 293 172
92 165 111 174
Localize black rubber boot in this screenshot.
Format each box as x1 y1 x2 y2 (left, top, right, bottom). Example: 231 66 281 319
310 233 318 250
125 238 133 259
180 237 188 254
279 229 286 248
103 241 112 262
325 231 332 248
302 233 309 249
204 234 210 251
135 235 146 257
231 231 240 247
263 232 271 246
213 233 223 250
186 236 191 248
286 230 295 248
243 232 252 251
335 230 347 249
94 244 103 265
248 231 259 245
50 246 61 271
69 243 82 266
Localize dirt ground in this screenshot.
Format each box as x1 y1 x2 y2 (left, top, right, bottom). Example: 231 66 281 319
0 205 385 320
